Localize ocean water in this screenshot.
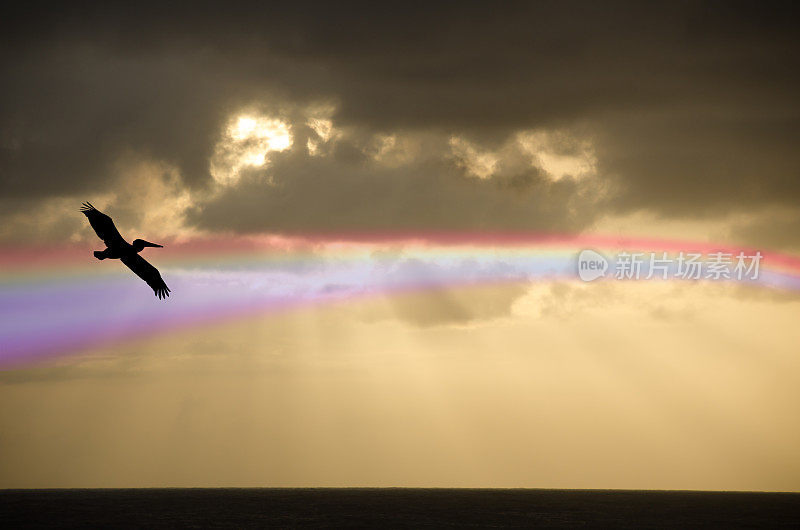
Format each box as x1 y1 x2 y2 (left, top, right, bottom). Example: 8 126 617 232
2 488 799 528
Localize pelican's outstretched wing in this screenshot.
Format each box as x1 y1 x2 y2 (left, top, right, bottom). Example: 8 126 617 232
120 254 171 299
80 202 126 246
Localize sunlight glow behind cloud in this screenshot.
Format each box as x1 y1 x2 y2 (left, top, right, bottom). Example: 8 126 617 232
211 114 293 185
517 130 597 181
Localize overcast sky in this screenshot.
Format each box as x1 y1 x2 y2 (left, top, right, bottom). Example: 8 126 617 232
2 1 799 245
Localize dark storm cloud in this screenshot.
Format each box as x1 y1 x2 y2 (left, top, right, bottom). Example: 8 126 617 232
193 127 593 233
2 1 799 233
0 45 321 197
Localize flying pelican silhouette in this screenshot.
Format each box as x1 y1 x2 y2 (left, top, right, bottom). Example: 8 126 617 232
80 202 171 299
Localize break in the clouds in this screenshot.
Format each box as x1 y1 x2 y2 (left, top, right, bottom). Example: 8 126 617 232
2 2 800 243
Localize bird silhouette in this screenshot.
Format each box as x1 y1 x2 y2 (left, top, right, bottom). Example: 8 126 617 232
80 202 171 299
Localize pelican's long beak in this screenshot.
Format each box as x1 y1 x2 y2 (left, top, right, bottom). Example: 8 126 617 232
141 241 163 248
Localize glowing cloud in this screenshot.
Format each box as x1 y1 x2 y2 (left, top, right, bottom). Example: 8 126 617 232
211 114 293 185
448 137 498 179
517 130 597 181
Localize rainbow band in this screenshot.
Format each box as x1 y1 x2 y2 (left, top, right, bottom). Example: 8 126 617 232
2 233 800 368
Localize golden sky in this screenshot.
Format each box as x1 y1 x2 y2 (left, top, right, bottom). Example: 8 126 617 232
1 2 800 490
3 281 799 489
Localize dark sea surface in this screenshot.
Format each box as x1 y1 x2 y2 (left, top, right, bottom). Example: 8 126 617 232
1 488 799 528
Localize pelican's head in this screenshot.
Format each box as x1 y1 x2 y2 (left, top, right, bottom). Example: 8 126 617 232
132 239 164 253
